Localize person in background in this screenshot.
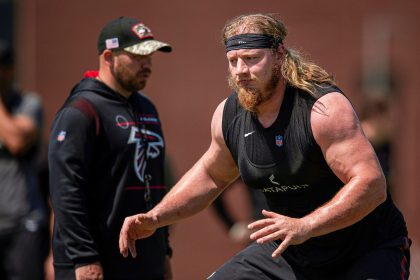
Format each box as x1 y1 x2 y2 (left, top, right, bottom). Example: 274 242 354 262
119 13 410 279
360 93 395 191
212 178 267 243
48 17 173 280
0 40 49 280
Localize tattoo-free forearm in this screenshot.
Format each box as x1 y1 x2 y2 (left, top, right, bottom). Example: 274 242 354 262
301 174 386 239
150 159 226 228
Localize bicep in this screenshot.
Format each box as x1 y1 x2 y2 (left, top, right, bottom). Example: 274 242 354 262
201 100 240 189
312 93 384 184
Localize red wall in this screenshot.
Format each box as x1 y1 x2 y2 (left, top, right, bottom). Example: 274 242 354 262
14 1 420 278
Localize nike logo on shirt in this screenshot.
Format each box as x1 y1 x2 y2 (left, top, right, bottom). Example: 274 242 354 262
244 131 255 137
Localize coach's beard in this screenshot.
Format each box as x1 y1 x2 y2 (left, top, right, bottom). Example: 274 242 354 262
228 64 282 113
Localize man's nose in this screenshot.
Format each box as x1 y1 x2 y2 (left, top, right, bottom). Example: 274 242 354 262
139 56 152 68
232 59 249 75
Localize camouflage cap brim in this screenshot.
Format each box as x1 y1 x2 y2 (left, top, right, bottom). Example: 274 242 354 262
124 40 172 55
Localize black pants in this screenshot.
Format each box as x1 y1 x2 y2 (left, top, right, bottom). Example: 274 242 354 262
0 223 49 280
208 237 411 280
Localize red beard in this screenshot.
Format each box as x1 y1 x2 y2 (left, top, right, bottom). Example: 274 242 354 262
227 64 282 113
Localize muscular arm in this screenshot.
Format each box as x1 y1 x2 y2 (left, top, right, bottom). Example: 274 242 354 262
120 100 240 257
151 101 239 225
249 92 387 257
302 92 386 235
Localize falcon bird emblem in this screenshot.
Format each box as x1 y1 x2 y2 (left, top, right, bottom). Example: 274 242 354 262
127 126 164 182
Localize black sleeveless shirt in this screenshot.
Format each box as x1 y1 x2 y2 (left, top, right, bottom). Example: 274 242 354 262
222 84 408 269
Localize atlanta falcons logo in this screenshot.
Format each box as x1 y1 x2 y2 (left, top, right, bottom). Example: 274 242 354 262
127 126 164 182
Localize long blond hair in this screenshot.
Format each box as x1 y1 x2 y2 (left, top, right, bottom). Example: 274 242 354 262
222 13 335 97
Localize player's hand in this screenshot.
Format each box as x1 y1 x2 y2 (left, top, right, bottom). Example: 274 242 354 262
75 262 103 280
248 209 311 258
119 213 158 258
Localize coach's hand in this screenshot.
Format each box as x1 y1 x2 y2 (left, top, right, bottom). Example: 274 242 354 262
248 209 312 258
75 262 103 280
119 213 158 258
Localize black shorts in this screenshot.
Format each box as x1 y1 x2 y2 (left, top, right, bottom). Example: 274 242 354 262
207 237 411 280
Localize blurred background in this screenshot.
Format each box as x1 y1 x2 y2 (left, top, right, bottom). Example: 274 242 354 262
1 0 419 279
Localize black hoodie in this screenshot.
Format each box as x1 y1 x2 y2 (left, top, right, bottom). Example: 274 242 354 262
48 78 171 279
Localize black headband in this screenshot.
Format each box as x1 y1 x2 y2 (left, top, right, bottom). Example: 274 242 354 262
225 33 280 52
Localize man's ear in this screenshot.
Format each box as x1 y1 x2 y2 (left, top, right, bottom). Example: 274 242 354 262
276 44 285 62
103 50 113 64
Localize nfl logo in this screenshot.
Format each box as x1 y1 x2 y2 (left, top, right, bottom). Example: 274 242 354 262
57 131 66 142
275 135 283 147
